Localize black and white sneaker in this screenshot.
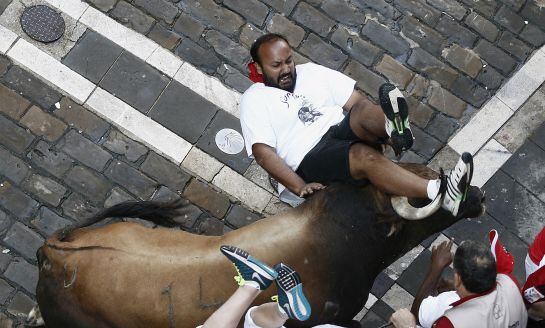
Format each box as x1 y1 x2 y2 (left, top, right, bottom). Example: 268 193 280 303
379 83 413 156
220 245 277 290
274 263 311 321
442 152 474 217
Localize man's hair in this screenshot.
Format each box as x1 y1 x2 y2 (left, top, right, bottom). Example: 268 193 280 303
250 33 290 65
453 240 496 294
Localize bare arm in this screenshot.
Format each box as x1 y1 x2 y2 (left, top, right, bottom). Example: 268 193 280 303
252 143 323 197
343 89 374 113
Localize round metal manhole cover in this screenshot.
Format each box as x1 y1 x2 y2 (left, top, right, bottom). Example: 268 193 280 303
215 128 244 155
20 5 65 43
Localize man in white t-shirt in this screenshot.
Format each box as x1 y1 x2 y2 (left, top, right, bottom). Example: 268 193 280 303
240 34 474 216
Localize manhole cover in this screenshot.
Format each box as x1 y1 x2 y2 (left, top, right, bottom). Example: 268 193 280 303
215 128 244 155
20 5 65 43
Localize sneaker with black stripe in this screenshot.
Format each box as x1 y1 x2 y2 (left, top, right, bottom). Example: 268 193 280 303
379 83 413 156
442 152 474 217
273 263 311 321
220 245 277 290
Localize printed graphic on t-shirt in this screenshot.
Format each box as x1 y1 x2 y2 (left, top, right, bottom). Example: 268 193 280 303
524 286 545 303
281 93 322 126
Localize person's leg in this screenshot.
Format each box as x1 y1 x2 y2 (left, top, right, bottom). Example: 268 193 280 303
245 303 288 328
202 286 261 328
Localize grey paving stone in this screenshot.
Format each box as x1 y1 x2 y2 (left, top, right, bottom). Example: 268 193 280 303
0 245 13 272
244 162 275 194
502 141 545 203
173 12 205 42
0 279 14 304
23 174 66 207
20 106 67 142
31 207 72 236
442 44 483 78
464 12 499 42
400 16 445 56
105 161 157 199
87 0 117 12
217 64 252 93
399 149 426 164
451 76 489 107
147 23 182 50
194 216 227 236
2 66 62 110
361 20 409 57
500 0 525 11
65 166 112 204
4 259 38 294
521 1 545 32
530 121 545 151
0 54 8 76
397 249 454 296
240 23 265 49
141 152 191 193
62 30 123 84
410 100 434 128
459 0 498 18
343 61 387 100
205 30 249 71
300 34 348 70
54 98 110 142
103 129 147 162
331 26 382 67
407 48 458 88
149 80 218 143
266 14 305 47
497 31 531 61
104 187 135 207
370 272 395 298
225 204 262 228
427 82 467 119
134 0 178 24
111 0 155 34
476 65 504 91
0 208 9 234
369 299 394 322
3 222 43 261
0 0 11 15
7 291 35 315
180 0 244 37
0 146 29 184
28 141 74 179
292 2 335 37
353 0 400 19
520 24 545 47
484 170 545 244
175 38 221 74
195 110 252 174
494 5 525 33
100 52 169 114
425 113 460 143
0 115 34 154
58 130 112 172
224 0 269 26
375 55 414 89
183 179 230 218
0 181 39 221
321 0 366 26
406 75 429 100
444 214 503 246
411 126 442 160
360 310 387 327
61 192 100 222
474 39 517 75
393 0 441 25
435 15 478 48
426 0 466 20
260 0 298 15
0 84 30 120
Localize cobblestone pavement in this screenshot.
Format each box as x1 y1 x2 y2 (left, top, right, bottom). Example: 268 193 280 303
0 0 543 326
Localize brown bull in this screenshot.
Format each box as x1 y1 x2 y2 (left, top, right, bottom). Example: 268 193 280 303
34 165 485 327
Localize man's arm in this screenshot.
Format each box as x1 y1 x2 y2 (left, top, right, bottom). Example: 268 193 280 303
343 89 373 113
411 241 454 324
252 143 324 197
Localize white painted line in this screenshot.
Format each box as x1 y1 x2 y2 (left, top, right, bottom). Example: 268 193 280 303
85 88 191 164
146 47 183 78
79 6 158 61
472 139 512 188
496 51 545 111
364 293 378 309
0 24 17 54
212 166 272 212
7 39 95 104
174 63 241 117
44 0 89 21
181 147 224 182
448 96 513 155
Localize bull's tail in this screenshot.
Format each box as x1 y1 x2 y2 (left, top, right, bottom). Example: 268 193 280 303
55 199 190 242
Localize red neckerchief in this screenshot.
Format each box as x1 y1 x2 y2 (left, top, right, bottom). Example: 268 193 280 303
247 62 263 83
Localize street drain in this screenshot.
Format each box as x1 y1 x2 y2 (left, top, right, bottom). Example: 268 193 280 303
20 5 65 43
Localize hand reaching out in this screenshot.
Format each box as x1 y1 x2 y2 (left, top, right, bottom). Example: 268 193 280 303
298 183 325 198
431 240 453 272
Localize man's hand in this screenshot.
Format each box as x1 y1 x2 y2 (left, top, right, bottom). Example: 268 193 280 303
390 308 416 328
298 183 325 198
431 240 453 272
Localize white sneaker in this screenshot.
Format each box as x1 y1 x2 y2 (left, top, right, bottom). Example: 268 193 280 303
442 152 474 216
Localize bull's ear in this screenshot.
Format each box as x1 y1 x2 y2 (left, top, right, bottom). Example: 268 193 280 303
391 194 442 220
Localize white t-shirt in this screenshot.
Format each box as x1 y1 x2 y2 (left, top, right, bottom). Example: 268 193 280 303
418 291 460 328
240 63 356 200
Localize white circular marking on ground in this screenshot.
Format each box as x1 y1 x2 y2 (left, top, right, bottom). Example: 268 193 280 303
215 128 244 154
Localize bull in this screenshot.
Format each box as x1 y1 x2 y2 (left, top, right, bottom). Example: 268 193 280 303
32 164 485 327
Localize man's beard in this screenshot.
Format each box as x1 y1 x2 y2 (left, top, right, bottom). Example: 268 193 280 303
263 69 297 93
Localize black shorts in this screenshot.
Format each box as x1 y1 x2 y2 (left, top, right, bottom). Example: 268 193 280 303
296 112 369 186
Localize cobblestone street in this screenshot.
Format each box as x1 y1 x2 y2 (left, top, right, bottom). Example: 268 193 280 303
0 0 543 326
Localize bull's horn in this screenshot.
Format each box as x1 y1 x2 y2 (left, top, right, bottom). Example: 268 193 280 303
391 194 442 220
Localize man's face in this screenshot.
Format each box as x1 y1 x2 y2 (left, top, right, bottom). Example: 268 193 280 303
256 39 296 92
